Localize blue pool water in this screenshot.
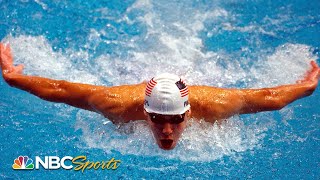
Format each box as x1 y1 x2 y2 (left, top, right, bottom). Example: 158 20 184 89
0 0 319 179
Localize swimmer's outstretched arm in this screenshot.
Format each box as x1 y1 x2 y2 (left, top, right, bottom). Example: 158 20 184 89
189 61 319 121
0 43 146 123
238 61 319 114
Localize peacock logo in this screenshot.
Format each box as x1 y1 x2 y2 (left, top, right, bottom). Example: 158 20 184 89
12 156 34 170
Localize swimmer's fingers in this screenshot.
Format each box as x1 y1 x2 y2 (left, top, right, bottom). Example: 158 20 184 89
311 60 320 79
0 43 24 75
310 60 320 75
309 61 320 81
296 61 319 84
0 43 13 73
310 60 318 69
4 44 12 64
0 43 13 63
0 43 9 73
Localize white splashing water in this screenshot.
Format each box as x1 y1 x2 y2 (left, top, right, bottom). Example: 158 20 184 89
2 0 317 162
74 110 270 162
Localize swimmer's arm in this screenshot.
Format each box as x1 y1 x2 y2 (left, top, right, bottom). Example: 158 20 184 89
238 82 316 113
190 79 316 120
4 73 146 122
238 61 320 114
3 73 106 111
189 61 319 121
5 73 146 122
0 43 146 122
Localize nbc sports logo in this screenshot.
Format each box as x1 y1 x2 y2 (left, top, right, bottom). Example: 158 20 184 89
12 156 34 170
11 155 121 171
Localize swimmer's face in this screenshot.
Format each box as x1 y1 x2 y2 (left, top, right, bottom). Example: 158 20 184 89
145 110 190 150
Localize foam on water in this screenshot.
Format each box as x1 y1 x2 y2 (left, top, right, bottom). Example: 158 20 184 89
1 0 317 162
3 35 100 85
74 110 270 162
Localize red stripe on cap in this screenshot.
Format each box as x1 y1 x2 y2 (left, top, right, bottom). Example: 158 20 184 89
147 83 156 88
146 87 153 92
181 93 188 97
181 92 189 97
181 89 189 94
149 79 157 85
180 88 188 93
180 87 189 97
181 90 189 94
145 77 157 96
147 82 156 88
146 86 154 91
181 90 188 95
148 78 156 84
148 83 156 87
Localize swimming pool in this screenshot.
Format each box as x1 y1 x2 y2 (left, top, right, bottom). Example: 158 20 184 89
0 0 319 179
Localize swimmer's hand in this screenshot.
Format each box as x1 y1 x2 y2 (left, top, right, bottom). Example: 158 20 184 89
296 60 320 89
0 43 24 77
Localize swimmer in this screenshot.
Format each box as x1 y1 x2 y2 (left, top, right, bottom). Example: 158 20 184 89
1 43 319 150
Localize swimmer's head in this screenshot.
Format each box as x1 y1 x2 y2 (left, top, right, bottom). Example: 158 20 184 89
143 73 191 150
144 73 190 115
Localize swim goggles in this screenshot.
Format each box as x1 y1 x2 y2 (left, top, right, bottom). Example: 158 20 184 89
148 113 186 124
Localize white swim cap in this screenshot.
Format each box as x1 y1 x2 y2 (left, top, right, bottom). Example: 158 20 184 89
144 73 190 115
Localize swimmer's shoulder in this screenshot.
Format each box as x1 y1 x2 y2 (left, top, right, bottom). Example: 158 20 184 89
188 85 241 122
89 82 147 123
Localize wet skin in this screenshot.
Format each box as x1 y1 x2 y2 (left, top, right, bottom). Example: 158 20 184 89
144 110 190 150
